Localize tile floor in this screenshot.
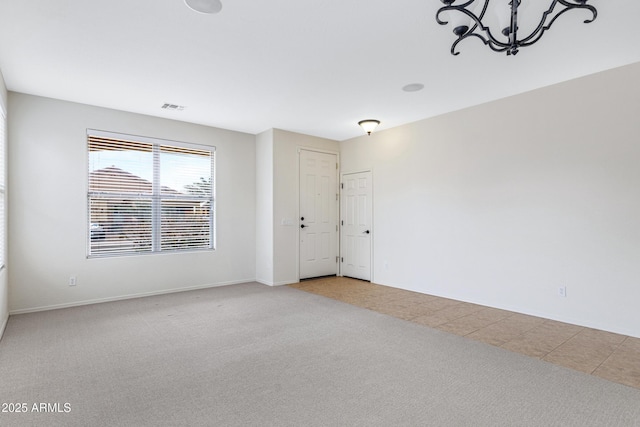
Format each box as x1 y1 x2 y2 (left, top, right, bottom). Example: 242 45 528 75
290 276 640 390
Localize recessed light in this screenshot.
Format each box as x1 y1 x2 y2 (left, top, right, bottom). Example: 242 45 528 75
402 83 424 92
184 0 222 14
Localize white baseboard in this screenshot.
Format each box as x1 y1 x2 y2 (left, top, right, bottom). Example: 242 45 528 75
9 279 257 315
0 313 7 342
256 279 299 287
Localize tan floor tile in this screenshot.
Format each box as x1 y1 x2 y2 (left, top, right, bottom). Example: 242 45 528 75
533 321 584 342
290 277 640 390
471 317 535 340
466 317 538 346
356 294 403 307
367 300 435 321
394 292 441 306
437 322 474 336
473 307 514 323
593 338 640 389
614 336 640 352
436 314 497 337
573 328 627 346
501 326 576 359
333 294 368 305
507 313 547 330
368 289 405 301
358 289 407 302
409 298 458 312
411 312 455 328
538 319 584 336
593 365 640 389
394 304 435 320
288 282 306 289
372 307 423 321
437 302 485 317
543 330 624 374
410 303 483 327
501 339 550 359
466 326 510 347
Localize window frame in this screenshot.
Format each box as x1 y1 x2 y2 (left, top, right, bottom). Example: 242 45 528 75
87 129 216 258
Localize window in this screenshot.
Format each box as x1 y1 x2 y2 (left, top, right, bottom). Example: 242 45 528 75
0 105 5 270
87 130 215 257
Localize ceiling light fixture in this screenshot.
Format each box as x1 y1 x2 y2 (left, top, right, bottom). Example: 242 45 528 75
184 0 222 14
358 120 380 136
436 0 597 56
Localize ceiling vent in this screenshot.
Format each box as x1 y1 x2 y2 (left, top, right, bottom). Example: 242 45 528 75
161 103 186 111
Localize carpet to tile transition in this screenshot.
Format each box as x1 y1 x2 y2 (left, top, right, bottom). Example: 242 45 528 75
1 282 639 426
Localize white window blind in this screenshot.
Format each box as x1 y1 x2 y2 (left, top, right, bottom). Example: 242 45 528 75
0 105 5 270
87 130 215 257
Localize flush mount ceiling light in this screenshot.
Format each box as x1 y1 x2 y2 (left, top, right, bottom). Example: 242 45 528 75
436 0 597 56
358 120 380 136
184 0 222 14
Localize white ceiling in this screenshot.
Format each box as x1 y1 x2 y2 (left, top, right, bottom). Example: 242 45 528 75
1 0 638 141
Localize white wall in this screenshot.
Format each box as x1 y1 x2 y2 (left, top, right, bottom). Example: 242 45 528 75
255 129 274 285
340 62 640 338
254 128 340 287
8 93 256 313
271 129 339 285
0 69 8 337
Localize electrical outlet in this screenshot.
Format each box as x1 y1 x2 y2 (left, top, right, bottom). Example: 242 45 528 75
69 276 77 287
558 286 566 297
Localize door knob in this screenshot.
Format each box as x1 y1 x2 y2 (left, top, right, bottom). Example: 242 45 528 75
301 217 304 221
363 230 370 234
301 224 306 229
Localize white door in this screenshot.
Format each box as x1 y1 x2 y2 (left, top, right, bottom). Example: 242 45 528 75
341 171 372 281
299 150 338 279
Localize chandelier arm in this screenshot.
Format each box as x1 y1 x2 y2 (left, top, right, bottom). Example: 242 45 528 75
435 0 476 25
451 33 510 56
559 0 598 23
558 0 598 17
518 0 597 46
436 3 508 53
468 0 490 33
436 0 596 56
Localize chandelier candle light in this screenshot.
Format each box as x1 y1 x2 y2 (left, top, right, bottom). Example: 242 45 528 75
436 0 597 56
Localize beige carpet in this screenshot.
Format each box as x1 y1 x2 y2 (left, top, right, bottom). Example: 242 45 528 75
1 282 639 426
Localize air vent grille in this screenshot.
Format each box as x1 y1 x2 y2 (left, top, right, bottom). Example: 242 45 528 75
161 103 186 111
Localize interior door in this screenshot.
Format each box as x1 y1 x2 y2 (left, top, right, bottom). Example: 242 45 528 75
341 171 372 281
299 150 338 279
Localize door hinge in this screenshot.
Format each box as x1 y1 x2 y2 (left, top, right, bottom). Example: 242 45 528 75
336 193 339 201
341 183 344 189
341 257 344 263
341 220 344 226
336 163 339 170
336 256 339 263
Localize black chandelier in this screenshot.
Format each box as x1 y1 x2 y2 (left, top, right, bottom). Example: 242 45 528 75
436 0 597 56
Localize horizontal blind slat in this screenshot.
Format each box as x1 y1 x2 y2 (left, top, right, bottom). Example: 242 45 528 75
87 130 215 257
